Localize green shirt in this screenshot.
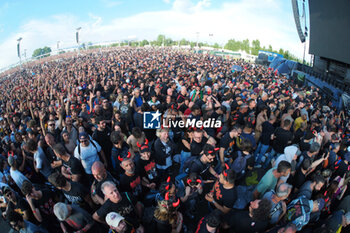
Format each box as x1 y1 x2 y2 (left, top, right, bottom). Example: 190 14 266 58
256 168 277 197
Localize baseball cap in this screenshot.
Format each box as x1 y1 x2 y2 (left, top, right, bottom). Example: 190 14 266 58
54 202 69 221
106 212 125 228
140 144 151 153
79 132 88 140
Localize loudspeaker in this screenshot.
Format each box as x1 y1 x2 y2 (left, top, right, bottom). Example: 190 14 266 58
17 43 20 58
292 0 306 43
76 32 79 44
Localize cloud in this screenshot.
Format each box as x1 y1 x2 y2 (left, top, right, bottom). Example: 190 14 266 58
0 0 307 70
163 0 171 4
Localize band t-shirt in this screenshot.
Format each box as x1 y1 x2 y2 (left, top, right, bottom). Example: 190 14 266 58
136 158 158 183
32 189 56 222
62 181 89 206
96 192 139 228
120 173 142 198
212 181 237 210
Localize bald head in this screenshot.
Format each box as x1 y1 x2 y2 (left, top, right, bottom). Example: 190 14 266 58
92 161 106 181
92 161 104 173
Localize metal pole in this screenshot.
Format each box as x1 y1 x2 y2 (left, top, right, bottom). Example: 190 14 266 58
303 42 306 65
76 27 81 56
17 37 22 69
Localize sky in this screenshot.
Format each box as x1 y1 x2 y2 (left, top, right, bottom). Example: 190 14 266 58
0 0 310 70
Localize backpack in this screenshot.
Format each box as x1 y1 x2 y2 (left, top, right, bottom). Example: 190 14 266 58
231 151 251 174
77 139 100 157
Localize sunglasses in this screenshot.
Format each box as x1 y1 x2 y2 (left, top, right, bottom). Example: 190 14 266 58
80 139 88 143
48 124 55 126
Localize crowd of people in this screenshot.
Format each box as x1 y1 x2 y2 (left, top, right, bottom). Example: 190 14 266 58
0 47 349 233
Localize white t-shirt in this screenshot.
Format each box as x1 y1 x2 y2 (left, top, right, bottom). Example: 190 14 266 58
74 139 101 174
10 168 30 189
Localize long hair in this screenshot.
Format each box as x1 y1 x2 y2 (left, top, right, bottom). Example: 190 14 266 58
154 200 178 225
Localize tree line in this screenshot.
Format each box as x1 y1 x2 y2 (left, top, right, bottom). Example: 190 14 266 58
32 34 302 63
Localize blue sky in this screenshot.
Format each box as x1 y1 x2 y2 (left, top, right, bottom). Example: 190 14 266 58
0 0 309 69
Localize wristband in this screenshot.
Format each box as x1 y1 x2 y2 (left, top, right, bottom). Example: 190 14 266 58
212 200 216 204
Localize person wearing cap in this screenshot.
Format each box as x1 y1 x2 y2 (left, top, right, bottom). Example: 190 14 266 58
53 202 95 233
3 186 32 221
6 210 49 233
74 131 107 179
8 154 30 190
92 181 144 232
284 196 325 231
106 212 135 233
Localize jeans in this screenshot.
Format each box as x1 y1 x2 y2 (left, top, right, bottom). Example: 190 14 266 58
264 149 281 169
255 143 270 165
179 150 191 174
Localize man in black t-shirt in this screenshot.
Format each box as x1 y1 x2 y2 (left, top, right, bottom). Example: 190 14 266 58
21 180 60 232
189 144 219 182
255 115 275 166
3 187 33 222
190 129 209 157
93 117 113 170
205 168 237 214
266 119 293 168
48 172 94 210
225 198 271 233
92 181 144 232
53 143 86 185
91 161 118 205
219 125 242 169
120 158 143 199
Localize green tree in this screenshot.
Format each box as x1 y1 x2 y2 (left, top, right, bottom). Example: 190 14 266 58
242 39 250 53
251 39 261 55
224 39 241 51
140 40 149 46
156 34 166 46
267 45 273 52
180 38 189 46
32 46 52 58
213 43 220 49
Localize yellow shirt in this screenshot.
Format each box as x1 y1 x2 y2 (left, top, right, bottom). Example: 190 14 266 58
294 117 306 132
